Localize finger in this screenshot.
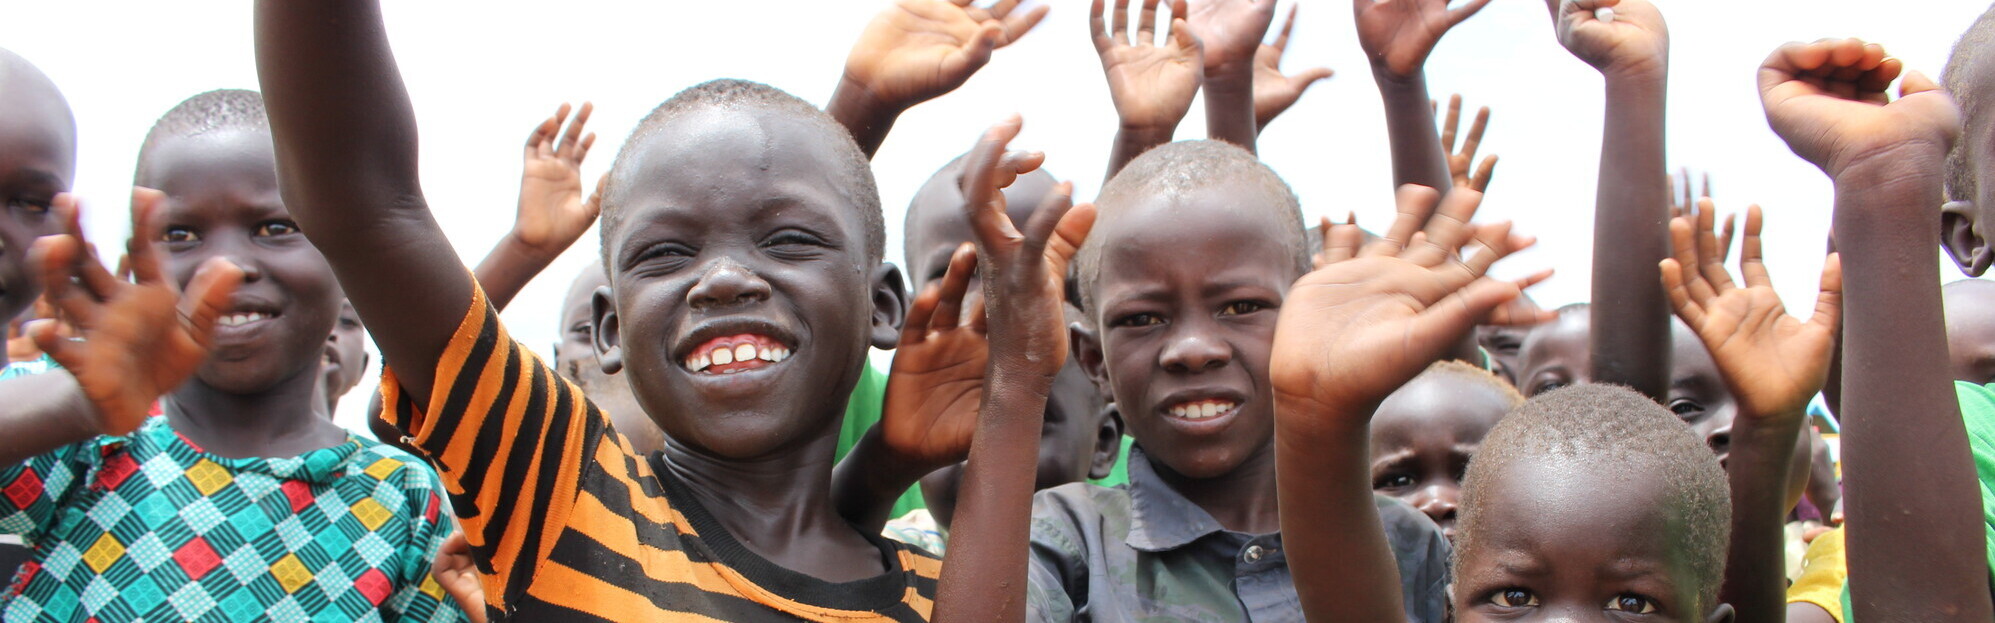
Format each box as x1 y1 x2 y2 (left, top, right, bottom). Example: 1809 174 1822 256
1738 205 1772 288
1715 212 1737 264
1290 67 1334 90
50 195 119 300
575 133 598 166
1461 105 1490 161
1457 220 1516 278
29 319 79 370
179 257 246 349
1112 0 1132 45
1323 222 1362 265
1369 185 1442 257
1659 258 1707 328
1667 216 1717 305
968 290 990 334
1272 4 1298 51
1447 0 1496 25
1901 68 1942 97
1170 16 1201 53
1678 166 1692 212
1044 201 1097 284
1471 155 1498 192
1417 278 1523 342
989 0 1021 19
1001 4 1050 46
585 172 610 214
1138 0 1159 45
903 283 942 343
126 188 170 288
1692 199 1737 293
931 243 978 331
961 116 1027 247
1700 172 1713 200
1092 0 1113 49
30 236 98 329
1023 182 1079 267
1811 252 1843 332
1407 188 1485 266
1441 94 1462 153
995 150 1048 189
557 102 594 158
526 104 566 151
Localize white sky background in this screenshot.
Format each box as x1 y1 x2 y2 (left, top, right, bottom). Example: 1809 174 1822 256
1 0 1987 435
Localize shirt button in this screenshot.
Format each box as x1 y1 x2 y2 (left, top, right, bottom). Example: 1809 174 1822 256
1243 545 1265 563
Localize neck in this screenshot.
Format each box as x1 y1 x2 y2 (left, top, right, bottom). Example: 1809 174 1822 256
1150 438 1283 535
164 364 347 459
661 414 887 582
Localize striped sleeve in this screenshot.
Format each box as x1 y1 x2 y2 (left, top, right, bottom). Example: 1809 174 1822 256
379 284 609 612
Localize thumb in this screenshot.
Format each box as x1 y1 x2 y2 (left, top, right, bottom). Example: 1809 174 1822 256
1900 69 1941 97
1291 67 1334 89
1044 201 1097 281
180 257 246 349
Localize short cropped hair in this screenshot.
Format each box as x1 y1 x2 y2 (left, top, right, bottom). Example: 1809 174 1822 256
599 79 883 269
1075 140 1305 316
135 89 267 184
1944 3 1995 203
1420 359 1525 408
1457 384 1731 609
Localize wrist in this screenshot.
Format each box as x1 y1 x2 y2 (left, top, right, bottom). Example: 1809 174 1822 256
497 229 563 264
830 74 908 130
1828 141 1952 184
1602 67 1668 100
1116 123 1177 146
1203 62 1254 92
1369 64 1425 90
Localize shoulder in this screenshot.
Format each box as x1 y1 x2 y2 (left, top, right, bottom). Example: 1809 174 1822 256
1373 494 1450 562
1030 482 1130 556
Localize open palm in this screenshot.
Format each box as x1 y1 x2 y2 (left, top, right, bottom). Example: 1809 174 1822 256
515 102 600 253
845 0 1048 107
1356 0 1491 77
1094 0 1204 131
882 244 988 470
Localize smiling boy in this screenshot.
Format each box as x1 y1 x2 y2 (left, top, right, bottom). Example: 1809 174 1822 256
0 49 72 343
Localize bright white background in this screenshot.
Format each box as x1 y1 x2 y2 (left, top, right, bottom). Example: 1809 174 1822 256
0 0 1986 435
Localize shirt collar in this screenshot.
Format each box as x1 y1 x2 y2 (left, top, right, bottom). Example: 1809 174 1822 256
1123 445 1230 552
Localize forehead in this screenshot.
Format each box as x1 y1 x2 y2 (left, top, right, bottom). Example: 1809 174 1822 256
1468 456 1690 574
905 167 1055 275
0 74 76 186
1093 185 1298 294
1667 321 1722 382
1373 376 1510 447
1520 313 1589 368
142 129 281 205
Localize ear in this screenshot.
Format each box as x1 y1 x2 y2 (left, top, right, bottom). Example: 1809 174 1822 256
1086 403 1125 480
869 263 909 350
1704 603 1735 623
1942 201 1994 276
360 351 372 373
591 285 623 374
1072 321 1108 393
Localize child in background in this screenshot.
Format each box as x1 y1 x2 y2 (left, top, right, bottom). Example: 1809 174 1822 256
0 90 463 621
550 261 661 457
1367 360 1522 539
1943 278 1995 385
1039 140 1450 622
319 300 368 414
0 49 73 358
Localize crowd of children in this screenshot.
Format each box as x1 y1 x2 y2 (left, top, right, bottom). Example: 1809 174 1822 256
0 0 1992 621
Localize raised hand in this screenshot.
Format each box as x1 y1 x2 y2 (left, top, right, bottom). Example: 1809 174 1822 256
29 190 243 436
1438 94 1496 191
1668 172 1733 264
1759 38 1960 178
1093 0 1204 133
1662 205 1839 421
880 244 987 471
960 117 1094 374
513 102 602 255
1252 5 1334 129
1188 0 1277 73
1273 185 1544 435
844 0 1049 110
1356 0 1495 78
430 531 489 623
1546 0 1668 77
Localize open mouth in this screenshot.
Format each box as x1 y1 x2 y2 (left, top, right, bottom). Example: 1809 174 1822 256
1165 398 1240 421
216 310 279 328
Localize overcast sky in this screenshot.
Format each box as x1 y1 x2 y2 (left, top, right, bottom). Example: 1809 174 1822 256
2 0 1987 434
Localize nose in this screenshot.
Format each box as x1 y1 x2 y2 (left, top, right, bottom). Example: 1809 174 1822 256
1412 483 1458 527
1705 423 1731 458
1158 321 1231 373
687 259 771 310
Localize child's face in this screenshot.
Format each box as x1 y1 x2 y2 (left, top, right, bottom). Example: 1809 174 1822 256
1454 457 1727 622
1080 183 1295 479
319 300 367 406
1369 374 1511 540
555 266 606 378
919 354 1113 530
1516 315 1737 461
0 77 75 322
599 109 894 459
903 165 1053 290
147 129 340 394
1477 323 1532 386
556 265 663 456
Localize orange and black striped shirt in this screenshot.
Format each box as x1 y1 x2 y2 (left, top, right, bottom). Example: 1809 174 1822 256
380 286 942 622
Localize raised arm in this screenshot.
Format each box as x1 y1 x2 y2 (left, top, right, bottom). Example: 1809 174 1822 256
1093 0 1203 181
255 0 470 404
931 117 1094 623
1273 184 1545 621
1760 37 1989 621
1547 0 1672 400
1189 0 1275 152
474 103 604 312
1355 0 1492 191
831 0 1048 158
1661 204 1840 623
1251 5 1333 135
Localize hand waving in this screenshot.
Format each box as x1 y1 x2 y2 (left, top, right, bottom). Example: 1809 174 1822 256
1187 0 1277 73
513 102 602 255
1253 5 1334 129
960 117 1095 377
1273 185 1544 437
1356 0 1494 78
30 190 243 436
845 0 1049 110
1094 0 1204 133
1662 204 1839 422
882 244 988 471
1758 38 1960 178
1437 94 1496 191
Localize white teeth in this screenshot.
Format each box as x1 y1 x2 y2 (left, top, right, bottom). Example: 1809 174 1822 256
712 347 735 365
1170 400 1237 420
685 353 711 371
218 312 268 327
733 344 756 363
684 340 794 372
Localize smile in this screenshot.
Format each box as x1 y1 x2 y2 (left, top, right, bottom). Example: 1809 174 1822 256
682 333 794 374
1166 398 1239 421
217 312 275 327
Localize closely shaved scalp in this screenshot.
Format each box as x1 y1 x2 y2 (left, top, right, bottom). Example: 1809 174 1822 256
136 89 269 184
1944 2 1995 202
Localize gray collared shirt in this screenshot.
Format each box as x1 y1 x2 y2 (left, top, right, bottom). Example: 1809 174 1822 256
1025 447 1451 622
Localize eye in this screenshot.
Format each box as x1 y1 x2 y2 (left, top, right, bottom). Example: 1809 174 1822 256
1605 594 1658 614
1489 589 1539 608
1219 301 1266 316
255 220 301 236
1528 379 1567 396
630 242 696 271
1112 312 1163 328
161 227 199 244
6 197 52 215
1667 397 1704 419
763 230 828 258
1373 473 1415 490
1489 336 1522 354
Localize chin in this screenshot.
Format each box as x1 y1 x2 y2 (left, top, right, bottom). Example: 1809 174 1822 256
195 355 316 396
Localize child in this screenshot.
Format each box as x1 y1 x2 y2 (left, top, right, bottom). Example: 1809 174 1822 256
0 89 464 621
319 300 368 414
256 1 1088 620
0 49 73 340
550 262 660 457
1367 360 1522 540
1033 140 1450 622
1770 29 1993 618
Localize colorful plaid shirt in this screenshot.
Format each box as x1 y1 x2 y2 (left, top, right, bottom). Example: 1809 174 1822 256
0 416 465 622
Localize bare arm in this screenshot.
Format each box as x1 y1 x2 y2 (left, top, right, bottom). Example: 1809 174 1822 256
831 0 1047 158
1192 0 1275 152
474 104 604 312
255 0 470 406
1355 0 1492 191
1093 0 1202 182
